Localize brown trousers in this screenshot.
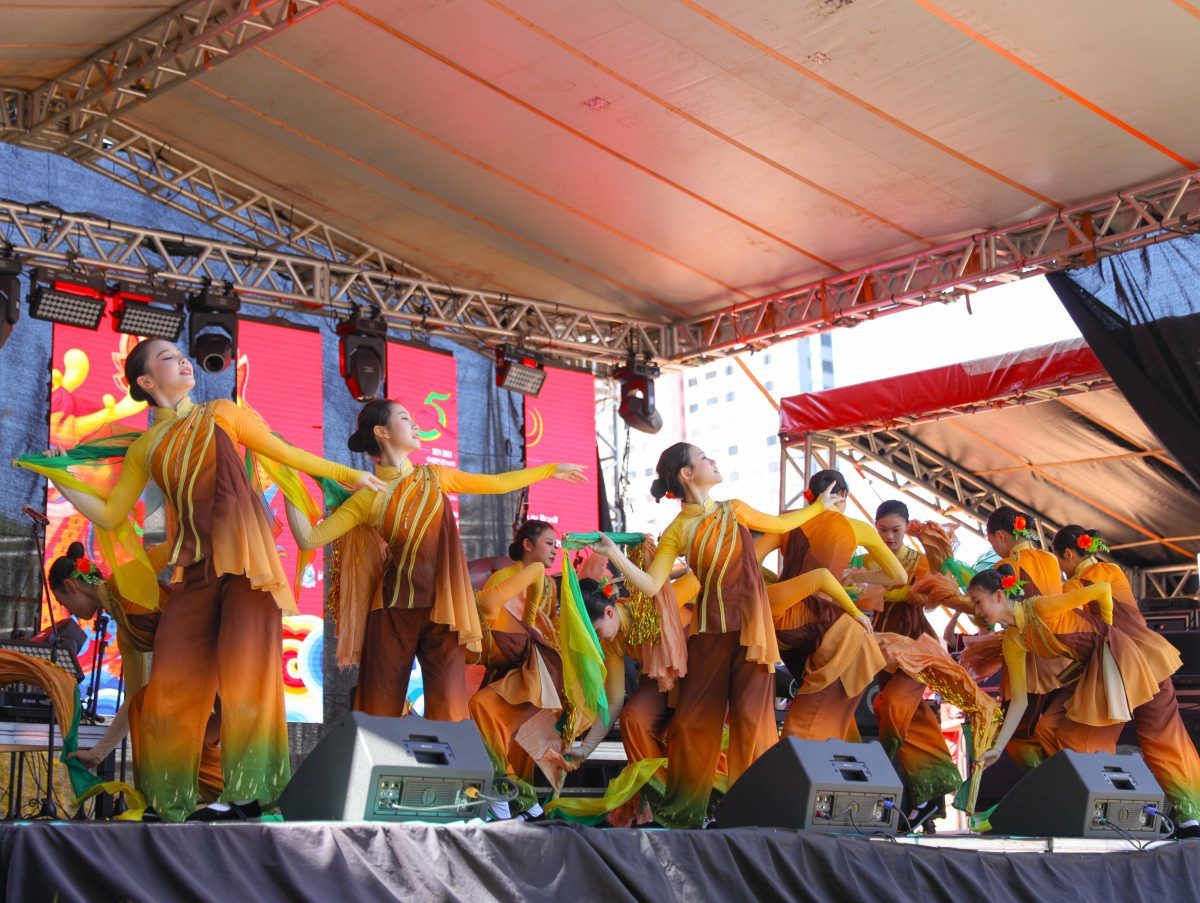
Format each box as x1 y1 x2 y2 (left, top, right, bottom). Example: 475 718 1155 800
621 677 670 765
467 685 537 783
658 632 775 829
782 677 864 742
355 605 468 721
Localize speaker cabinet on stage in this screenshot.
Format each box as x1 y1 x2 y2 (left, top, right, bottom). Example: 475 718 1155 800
278 713 494 823
988 749 1164 839
716 738 901 832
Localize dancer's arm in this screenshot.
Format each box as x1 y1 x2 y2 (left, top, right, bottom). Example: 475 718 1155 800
285 490 374 550
435 463 584 495
216 400 383 492
565 652 626 765
849 519 907 586
593 524 680 598
767 567 870 629
981 630 1028 767
754 531 783 564
731 495 827 535
1037 583 1114 625
476 563 545 622
671 571 700 609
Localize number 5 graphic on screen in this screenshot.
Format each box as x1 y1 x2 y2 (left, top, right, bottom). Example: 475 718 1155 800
417 390 451 441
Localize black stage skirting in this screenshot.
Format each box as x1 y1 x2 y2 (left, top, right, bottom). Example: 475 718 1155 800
2 821 1200 903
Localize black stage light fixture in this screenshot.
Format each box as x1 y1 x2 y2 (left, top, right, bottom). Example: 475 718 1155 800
28 269 107 329
616 358 663 434
495 344 546 397
109 280 186 341
0 254 20 351
186 281 241 373
337 308 388 401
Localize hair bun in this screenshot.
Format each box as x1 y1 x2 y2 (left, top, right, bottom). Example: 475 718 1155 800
578 577 600 593
649 478 666 502
996 563 1016 578
507 540 523 561
67 541 86 559
347 431 366 454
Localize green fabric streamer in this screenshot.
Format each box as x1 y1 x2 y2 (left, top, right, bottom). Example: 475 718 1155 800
61 689 102 800
561 532 646 550
558 556 610 728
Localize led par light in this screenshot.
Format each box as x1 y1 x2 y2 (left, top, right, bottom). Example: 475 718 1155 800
495 345 546 397
110 281 186 340
28 269 107 329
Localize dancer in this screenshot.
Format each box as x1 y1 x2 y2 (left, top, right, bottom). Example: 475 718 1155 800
593 443 856 828
49 543 223 802
287 399 585 721
756 470 902 745
1052 526 1200 835
37 338 383 821
850 501 965 830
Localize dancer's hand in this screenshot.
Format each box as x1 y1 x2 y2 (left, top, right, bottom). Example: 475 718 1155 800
562 743 593 768
591 533 619 556
68 748 102 771
545 749 579 773
854 614 874 633
352 471 387 492
819 482 840 507
979 747 1002 769
554 463 587 484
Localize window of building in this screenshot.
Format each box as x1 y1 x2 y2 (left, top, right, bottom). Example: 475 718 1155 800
729 472 740 482
768 461 779 473
725 391 734 402
644 467 654 477
706 397 717 406
688 403 699 413
764 353 773 364
705 370 717 380
766 435 778 446
765 380 774 391
687 377 697 387
728 445 738 456
724 365 733 376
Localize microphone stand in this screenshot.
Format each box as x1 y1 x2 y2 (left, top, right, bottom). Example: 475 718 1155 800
85 612 110 723
24 509 58 819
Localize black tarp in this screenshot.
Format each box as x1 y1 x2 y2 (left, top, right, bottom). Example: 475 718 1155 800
1048 236 1200 489
2 821 1199 903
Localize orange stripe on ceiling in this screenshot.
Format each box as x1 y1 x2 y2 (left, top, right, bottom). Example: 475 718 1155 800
1172 0 1200 20
675 0 1062 208
912 0 1197 170
254 46 741 310
339 1 842 273
484 0 932 247
187 81 679 316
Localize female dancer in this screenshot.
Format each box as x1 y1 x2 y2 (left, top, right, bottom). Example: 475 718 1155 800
1052 526 1200 835
984 506 1065 770
49 542 222 801
467 520 565 800
593 443 858 828
287 399 585 721
755 470 903 745
849 500 966 829
40 338 383 821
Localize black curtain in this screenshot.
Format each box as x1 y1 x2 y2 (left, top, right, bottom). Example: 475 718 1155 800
1047 235 1200 489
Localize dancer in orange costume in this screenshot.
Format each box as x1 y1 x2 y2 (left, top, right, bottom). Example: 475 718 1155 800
39 339 383 821
287 399 585 721
1051 526 1200 835
48 542 223 801
594 443 858 828
756 470 903 745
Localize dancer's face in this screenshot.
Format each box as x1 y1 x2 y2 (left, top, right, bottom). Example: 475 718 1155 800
1055 548 1080 576
876 513 908 553
968 586 1008 628
53 579 101 620
524 528 558 569
683 446 722 494
375 403 422 453
135 340 195 404
591 604 620 641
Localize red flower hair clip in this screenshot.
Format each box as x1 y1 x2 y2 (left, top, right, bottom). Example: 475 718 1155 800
1077 533 1110 554
71 556 103 586
999 574 1026 598
600 579 616 599
664 491 678 501
1011 515 1036 541
803 489 816 504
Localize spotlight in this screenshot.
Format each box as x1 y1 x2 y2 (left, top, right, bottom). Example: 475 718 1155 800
186 281 240 373
495 345 546 397
336 308 387 401
109 280 186 341
0 254 19 351
616 358 662 434
28 269 107 329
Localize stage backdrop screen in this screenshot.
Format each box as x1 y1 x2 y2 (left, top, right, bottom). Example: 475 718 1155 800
524 365 599 554
45 320 330 723
387 341 460 517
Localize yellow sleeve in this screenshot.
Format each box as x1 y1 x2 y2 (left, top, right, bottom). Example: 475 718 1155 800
754 531 783 564
84 432 153 529
434 463 556 495
602 650 626 711
216 400 363 485
850 519 906 585
768 567 862 619
672 571 700 609
1036 583 1114 625
477 563 544 622
115 629 149 698
1002 628 1028 698
1062 576 1084 593
730 498 825 535
297 489 374 547
646 518 685 592
144 542 171 574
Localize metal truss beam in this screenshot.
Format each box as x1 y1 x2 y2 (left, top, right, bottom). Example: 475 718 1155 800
1138 567 1199 600
0 200 670 367
16 0 337 156
674 168 1200 362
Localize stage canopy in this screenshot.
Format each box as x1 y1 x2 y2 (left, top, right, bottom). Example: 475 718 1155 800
778 338 1200 573
2 0 1199 356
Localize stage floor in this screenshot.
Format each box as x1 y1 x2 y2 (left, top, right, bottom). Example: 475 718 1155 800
0 820 1197 903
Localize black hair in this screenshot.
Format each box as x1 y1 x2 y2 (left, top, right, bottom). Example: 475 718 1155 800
579 578 614 622
124 338 166 404
808 469 848 498
968 564 1020 597
48 542 87 591
649 442 694 503
875 500 910 522
509 520 555 561
985 505 1034 538
347 399 394 457
1051 525 1104 556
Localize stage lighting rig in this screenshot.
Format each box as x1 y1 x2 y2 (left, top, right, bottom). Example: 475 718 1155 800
615 357 663 434
109 280 186 341
337 308 388 402
495 345 546 397
0 254 19 351
186 281 241 373
27 269 107 329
